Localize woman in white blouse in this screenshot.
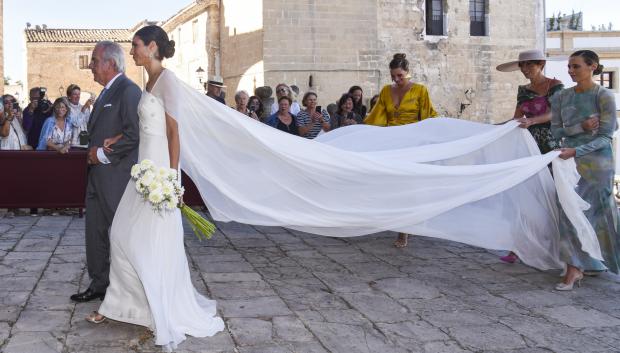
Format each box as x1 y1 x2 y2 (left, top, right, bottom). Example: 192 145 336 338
269 83 301 115
66 84 93 148
0 95 28 150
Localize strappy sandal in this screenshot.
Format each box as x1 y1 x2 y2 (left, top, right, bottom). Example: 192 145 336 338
393 233 408 248
85 311 106 324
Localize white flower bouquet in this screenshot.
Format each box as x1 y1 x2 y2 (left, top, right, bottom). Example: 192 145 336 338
131 159 215 240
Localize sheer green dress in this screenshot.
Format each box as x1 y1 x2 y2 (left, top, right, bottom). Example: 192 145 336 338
550 85 620 273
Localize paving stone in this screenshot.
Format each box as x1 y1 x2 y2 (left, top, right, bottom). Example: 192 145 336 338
204 272 263 282
209 281 277 299
200 261 255 273
281 291 349 311
313 272 372 293
448 324 527 350
377 320 449 344
315 309 370 326
2 332 64 353
173 331 236 353
421 310 494 328
499 289 574 308
340 292 410 323
227 317 273 346
0 276 39 292
268 277 329 296
0 321 10 344
422 340 472 353
273 316 314 342
500 314 615 353
371 277 442 299
307 321 407 353
536 305 620 328
15 238 59 252
12 309 71 333
219 297 292 318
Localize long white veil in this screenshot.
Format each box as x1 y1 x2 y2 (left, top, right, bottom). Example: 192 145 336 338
151 69 602 270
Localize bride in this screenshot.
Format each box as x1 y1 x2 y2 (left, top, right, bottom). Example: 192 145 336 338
87 26 224 350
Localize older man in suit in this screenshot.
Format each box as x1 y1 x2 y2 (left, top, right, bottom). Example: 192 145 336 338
71 41 142 302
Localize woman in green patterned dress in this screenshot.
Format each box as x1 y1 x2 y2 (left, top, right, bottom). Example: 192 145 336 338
551 50 619 290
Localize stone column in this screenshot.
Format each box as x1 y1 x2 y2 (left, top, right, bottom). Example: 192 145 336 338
204 1 220 77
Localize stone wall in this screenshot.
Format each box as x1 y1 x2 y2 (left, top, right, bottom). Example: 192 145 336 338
26 43 144 101
254 0 542 122
165 11 210 90
220 0 265 104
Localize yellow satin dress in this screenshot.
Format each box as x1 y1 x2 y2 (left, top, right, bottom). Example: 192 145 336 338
364 83 437 126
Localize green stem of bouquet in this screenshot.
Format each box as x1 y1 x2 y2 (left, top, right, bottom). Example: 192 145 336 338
180 205 216 241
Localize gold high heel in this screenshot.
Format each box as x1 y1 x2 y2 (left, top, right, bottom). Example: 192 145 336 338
555 272 584 291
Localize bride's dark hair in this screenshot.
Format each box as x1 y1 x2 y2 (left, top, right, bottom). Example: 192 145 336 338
135 25 175 60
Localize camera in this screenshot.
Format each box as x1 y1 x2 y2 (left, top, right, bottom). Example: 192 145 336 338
12 102 19 110
38 87 52 113
248 106 255 117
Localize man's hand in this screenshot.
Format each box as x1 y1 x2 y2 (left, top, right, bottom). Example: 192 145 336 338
87 147 100 165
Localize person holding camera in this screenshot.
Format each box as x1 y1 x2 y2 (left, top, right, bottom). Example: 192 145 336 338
1 95 29 150
66 84 93 149
36 97 73 153
234 90 259 120
296 91 331 139
332 93 363 129
23 87 53 148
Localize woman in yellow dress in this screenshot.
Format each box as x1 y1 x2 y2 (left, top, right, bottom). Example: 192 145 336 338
365 53 438 248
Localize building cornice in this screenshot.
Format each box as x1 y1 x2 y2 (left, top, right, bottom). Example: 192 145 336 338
161 0 219 32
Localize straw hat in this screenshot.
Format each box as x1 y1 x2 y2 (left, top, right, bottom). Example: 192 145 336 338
207 75 226 88
496 49 549 72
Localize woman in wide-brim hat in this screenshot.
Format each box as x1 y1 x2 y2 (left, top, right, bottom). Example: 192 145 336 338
496 49 564 264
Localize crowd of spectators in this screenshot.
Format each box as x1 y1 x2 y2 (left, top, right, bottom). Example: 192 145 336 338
1 85 93 152
211 81 378 139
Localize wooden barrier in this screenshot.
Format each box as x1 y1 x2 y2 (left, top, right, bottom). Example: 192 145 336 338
0 151 205 212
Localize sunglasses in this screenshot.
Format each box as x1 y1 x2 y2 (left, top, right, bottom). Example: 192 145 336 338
277 88 288 93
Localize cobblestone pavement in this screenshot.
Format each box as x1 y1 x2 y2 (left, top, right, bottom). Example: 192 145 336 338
1 214 620 353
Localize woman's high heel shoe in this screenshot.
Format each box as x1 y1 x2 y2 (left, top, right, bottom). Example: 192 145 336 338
555 272 584 291
500 252 518 263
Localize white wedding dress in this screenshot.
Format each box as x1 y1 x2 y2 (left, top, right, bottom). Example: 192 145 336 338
98 88 224 350
98 68 603 350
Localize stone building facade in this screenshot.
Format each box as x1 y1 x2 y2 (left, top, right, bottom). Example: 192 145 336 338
161 1 216 91
25 28 145 101
546 30 620 108
163 0 544 122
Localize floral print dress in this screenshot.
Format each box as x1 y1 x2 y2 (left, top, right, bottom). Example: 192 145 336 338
517 82 563 154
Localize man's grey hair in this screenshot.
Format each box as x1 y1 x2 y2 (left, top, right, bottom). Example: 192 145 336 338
95 41 126 73
234 90 249 102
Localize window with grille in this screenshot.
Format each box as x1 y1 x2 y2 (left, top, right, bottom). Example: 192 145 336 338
426 0 444 35
599 71 614 89
192 20 198 43
78 55 90 70
470 0 486 36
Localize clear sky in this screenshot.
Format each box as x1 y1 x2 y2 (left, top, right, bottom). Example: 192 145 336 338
3 0 620 82
2 0 189 81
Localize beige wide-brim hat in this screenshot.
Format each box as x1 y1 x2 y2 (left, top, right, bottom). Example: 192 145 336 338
207 75 226 88
496 49 557 72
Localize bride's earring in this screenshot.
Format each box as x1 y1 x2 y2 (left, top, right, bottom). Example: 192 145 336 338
149 52 154 59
